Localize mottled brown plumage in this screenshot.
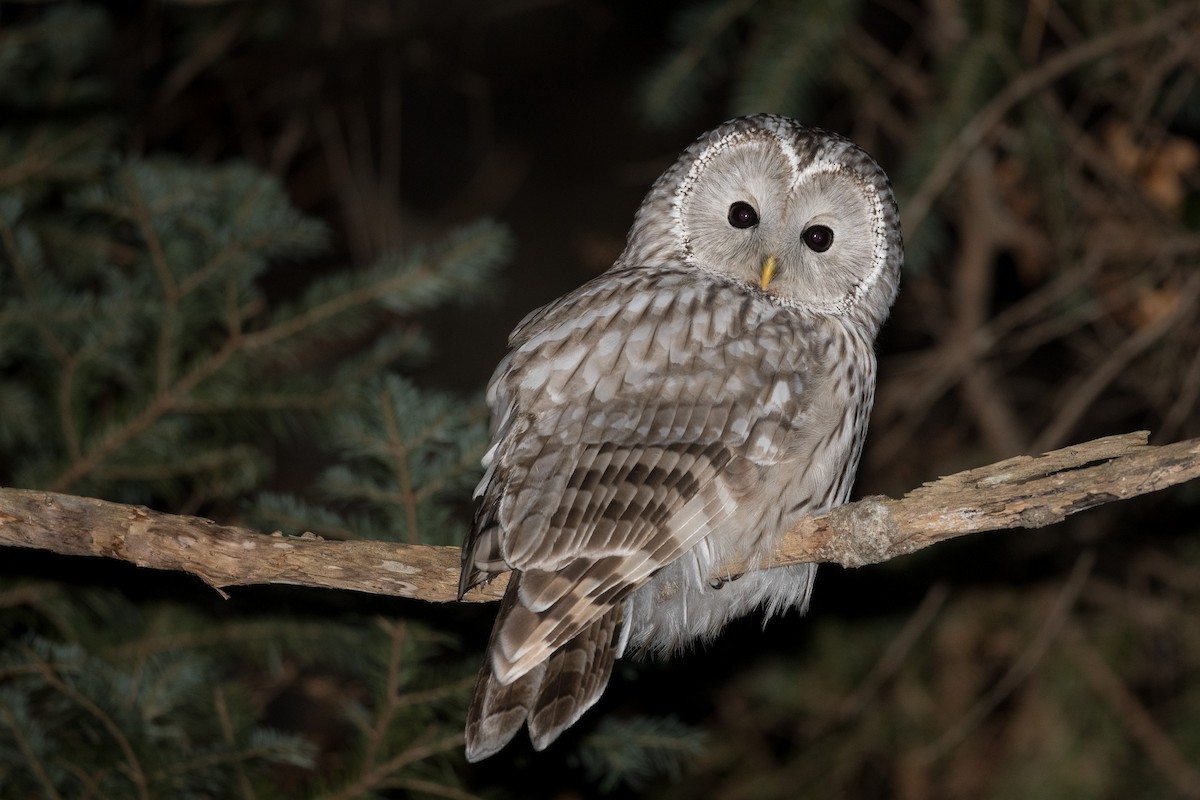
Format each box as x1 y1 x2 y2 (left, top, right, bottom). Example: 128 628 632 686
459 114 903 760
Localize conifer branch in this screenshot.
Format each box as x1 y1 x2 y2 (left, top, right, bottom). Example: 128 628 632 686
0 432 1196 603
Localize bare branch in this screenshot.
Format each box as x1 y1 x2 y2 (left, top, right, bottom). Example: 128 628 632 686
733 431 1200 573
0 432 1196 604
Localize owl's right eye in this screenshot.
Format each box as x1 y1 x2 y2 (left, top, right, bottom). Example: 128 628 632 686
727 201 759 229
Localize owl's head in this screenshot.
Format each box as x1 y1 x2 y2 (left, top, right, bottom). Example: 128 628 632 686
621 115 902 329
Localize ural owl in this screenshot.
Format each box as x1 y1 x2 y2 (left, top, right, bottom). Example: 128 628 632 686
459 114 902 760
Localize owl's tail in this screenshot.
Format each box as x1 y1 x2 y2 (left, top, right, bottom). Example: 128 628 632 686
465 572 625 761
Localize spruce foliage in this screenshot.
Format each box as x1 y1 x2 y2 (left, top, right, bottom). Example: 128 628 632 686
0 7 507 796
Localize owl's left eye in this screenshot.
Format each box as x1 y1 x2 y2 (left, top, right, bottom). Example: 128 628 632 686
727 201 759 229
802 225 834 252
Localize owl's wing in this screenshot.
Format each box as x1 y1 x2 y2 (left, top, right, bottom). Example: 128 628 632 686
461 266 816 684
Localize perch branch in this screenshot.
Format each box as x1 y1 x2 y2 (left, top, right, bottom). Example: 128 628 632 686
0 432 1196 603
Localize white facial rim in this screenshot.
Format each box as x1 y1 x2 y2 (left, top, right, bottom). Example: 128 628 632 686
671 128 889 315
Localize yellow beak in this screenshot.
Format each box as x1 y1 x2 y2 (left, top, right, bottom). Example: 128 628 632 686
760 255 777 290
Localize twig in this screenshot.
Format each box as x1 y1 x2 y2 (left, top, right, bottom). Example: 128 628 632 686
902 2 1198 237
1033 275 1200 451
0 432 1196 604
799 582 950 740
915 552 1094 764
1066 622 1200 798
952 154 1028 454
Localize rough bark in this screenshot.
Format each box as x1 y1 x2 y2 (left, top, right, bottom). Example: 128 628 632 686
0 431 1195 603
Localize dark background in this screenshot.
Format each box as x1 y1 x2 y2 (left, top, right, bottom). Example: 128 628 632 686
3 1 1199 797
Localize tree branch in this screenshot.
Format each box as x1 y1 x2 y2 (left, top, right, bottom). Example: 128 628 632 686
0 431 1196 603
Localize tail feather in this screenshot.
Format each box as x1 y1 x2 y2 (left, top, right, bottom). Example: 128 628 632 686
465 574 624 761
529 602 622 750
465 660 545 762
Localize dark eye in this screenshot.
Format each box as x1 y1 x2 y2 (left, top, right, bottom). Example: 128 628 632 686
727 201 759 229
802 224 834 252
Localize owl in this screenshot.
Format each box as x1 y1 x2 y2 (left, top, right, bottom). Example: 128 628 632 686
459 114 902 761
